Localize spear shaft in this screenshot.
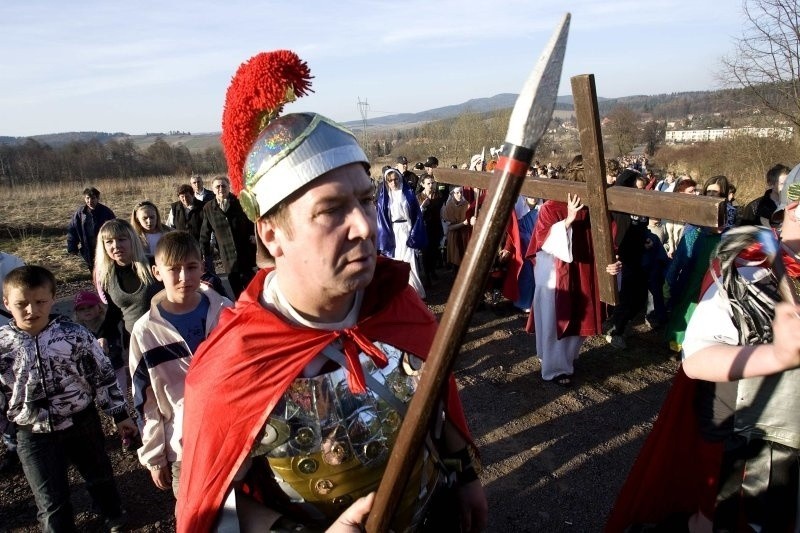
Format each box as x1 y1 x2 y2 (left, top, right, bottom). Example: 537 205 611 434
365 14 570 531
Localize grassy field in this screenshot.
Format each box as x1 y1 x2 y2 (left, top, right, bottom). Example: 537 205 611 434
3 141 795 291
0 176 196 287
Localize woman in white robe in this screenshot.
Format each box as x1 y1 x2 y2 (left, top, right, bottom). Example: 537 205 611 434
532 194 583 385
377 168 426 298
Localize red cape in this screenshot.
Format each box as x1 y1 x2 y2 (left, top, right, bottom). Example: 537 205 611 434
501 214 523 302
176 257 472 532
607 238 800 531
524 200 603 338
605 367 724 531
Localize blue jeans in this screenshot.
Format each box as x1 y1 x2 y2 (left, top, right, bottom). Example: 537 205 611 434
16 406 123 533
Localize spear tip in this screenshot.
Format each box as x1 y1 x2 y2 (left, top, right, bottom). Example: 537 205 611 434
505 13 571 149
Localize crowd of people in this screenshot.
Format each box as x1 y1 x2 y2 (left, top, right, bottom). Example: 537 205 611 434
0 48 798 533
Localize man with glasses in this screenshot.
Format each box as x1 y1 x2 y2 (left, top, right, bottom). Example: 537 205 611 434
199 176 256 298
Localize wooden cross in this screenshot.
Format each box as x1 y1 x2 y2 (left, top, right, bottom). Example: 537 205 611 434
433 74 725 305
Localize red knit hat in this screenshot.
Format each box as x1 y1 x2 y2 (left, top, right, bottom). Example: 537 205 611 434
73 290 102 309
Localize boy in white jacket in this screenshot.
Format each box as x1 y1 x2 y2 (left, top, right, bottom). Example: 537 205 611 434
130 231 232 497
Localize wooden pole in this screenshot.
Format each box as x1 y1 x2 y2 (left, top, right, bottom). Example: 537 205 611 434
571 74 618 304
365 145 535 532
433 166 724 304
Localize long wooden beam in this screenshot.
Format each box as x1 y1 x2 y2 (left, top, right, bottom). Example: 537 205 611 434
571 74 618 303
433 167 725 228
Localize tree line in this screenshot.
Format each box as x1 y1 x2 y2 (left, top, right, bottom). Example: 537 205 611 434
0 137 226 187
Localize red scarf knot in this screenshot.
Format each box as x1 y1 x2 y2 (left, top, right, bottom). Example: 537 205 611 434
334 327 389 394
738 241 800 279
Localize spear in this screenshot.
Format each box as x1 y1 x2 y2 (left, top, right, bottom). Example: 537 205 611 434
365 14 570 531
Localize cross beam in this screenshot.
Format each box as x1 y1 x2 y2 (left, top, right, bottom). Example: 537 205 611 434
433 74 725 305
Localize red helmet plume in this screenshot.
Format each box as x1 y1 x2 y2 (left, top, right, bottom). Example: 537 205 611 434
221 50 313 193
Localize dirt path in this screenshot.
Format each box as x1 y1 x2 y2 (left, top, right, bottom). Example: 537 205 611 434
0 270 677 532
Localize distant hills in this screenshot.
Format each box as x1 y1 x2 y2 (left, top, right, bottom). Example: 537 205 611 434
340 94 588 129
0 131 222 152
0 87 761 151
0 131 128 147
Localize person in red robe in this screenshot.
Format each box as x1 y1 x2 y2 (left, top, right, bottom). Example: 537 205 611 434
524 156 604 386
176 50 487 533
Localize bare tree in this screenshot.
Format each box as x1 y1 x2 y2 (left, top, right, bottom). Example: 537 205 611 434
720 0 800 128
642 120 666 156
605 105 640 157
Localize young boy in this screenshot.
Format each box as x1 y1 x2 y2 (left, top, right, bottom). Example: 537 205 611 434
129 231 232 497
0 265 136 532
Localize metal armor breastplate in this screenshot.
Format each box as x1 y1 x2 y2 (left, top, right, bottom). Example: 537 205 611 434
252 341 441 530
735 367 800 449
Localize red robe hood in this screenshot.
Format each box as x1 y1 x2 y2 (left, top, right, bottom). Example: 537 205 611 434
524 200 603 338
176 257 472 532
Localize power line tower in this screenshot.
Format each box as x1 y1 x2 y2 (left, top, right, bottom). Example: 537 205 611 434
357 97 369 148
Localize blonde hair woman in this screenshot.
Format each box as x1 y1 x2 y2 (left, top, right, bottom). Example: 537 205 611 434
94 219 162 335
130 200 171 261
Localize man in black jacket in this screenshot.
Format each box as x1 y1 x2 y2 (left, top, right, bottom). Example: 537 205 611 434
417 174 445 286
190 175 215 204
738 163 791 226
199 176 256 298
395 155 419 191
66 187 116 273
167 184 205 242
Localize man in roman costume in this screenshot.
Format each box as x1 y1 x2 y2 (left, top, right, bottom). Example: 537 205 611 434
176 50 487 533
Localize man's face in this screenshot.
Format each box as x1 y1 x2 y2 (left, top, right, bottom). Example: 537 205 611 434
179 193 193 208
422 178 435 194
84 194 98 210
4 285 54 336
260 163 377 305
396 162 408 173
212 179 230 202
152 254 203 306
191 177 203 193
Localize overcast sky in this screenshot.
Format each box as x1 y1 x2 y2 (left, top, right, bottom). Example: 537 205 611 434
0 1 746 137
